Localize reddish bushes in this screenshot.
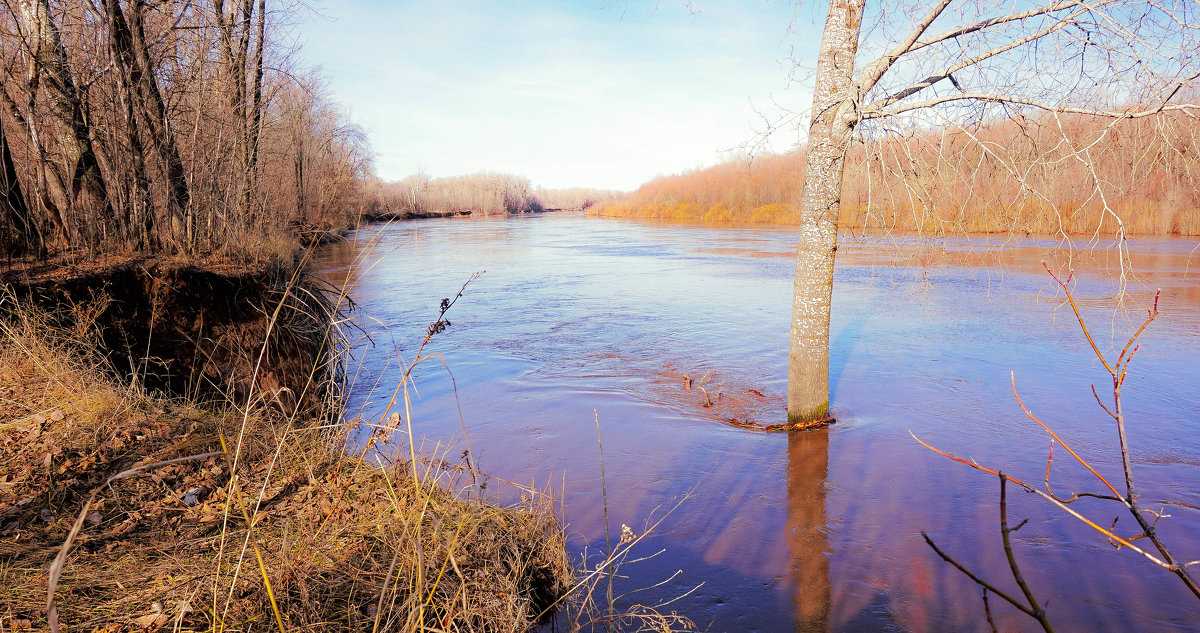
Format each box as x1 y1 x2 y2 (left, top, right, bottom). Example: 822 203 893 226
591 113 1200 236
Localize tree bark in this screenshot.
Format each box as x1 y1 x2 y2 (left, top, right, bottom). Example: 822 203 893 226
104 0 153 249
245 0 266 225
294 125 305 223
125 0 191 247
214 0 256 222
18 0 114 245
787 0 865 425
0 115 43 257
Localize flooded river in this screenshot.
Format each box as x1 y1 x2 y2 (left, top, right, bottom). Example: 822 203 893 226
317 213 1200 632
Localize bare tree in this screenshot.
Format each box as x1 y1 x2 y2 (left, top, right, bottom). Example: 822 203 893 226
213 0 267 225
0 114 41 256
0 0 373 261
15 0 114 248
106 0 192 248
786 0 1200 424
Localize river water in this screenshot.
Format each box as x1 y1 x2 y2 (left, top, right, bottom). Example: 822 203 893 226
317 213 1200 633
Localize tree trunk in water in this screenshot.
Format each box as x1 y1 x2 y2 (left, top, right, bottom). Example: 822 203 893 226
0 115 43 257
787 0 865 425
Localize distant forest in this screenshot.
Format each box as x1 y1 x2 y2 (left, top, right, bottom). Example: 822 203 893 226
364 173 618 218
591 113 1200 236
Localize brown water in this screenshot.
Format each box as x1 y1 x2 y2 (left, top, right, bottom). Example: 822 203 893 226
317 213 1200 632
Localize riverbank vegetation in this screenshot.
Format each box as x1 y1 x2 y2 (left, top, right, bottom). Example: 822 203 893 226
363 174 620 220
0 3 617 630
534 186 623 211
365 173 547 220
0 297 573 631
0 0 601 265
590 112 1200 236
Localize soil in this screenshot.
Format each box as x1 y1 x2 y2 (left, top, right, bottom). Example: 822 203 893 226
1 254 339 417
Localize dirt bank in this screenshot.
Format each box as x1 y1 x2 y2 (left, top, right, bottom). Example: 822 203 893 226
1 255 340 417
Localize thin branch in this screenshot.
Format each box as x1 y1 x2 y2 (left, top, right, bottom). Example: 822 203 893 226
867 6 1088 113
911 431 1177 569
999 473 1055 632
1012 371 1122 498
906 0 1101 55
872 95 1200 121
1091 384 1118 419
1043 263 1113 374
854 0 956 97
1114 290 1160 378
923 531 1038 619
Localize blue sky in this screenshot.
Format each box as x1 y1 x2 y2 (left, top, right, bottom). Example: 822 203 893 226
293 1 822 190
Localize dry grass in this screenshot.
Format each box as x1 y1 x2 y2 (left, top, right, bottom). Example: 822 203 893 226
0 298 572 632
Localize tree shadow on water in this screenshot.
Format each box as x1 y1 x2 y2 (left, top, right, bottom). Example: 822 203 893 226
788 425 908 633
829 308 872 403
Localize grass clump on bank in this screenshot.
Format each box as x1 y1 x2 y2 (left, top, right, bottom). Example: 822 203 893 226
0 299 572 632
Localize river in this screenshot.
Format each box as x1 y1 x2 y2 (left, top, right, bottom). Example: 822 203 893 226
317 212 1200 633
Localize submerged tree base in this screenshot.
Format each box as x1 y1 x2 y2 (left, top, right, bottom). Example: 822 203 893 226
739 417 835 431
785 400 835 430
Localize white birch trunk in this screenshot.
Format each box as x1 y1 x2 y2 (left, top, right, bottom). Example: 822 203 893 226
787 0 865 425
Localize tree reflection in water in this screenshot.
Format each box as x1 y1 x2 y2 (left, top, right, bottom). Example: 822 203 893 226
788 427 831 633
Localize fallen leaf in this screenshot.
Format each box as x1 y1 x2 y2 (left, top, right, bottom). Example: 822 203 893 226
131 613 168 629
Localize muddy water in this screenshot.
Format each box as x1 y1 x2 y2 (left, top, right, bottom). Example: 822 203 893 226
317 213 1200 633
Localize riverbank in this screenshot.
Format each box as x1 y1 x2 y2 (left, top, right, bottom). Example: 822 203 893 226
0 253 341 418
0 284 572 631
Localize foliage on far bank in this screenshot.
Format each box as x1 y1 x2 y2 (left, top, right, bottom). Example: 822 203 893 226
366 172 547 219
590 112 1200 236
365 173 623 220
0 298 572 632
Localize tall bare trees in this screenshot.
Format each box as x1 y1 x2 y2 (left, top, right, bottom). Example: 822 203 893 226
0 115 40 256
16 0 112 248
787 0 1200 424
0 0 372 260
368 172 547 218
213 0 266 225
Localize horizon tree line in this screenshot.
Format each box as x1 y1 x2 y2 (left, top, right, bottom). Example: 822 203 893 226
591 110 1200 236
